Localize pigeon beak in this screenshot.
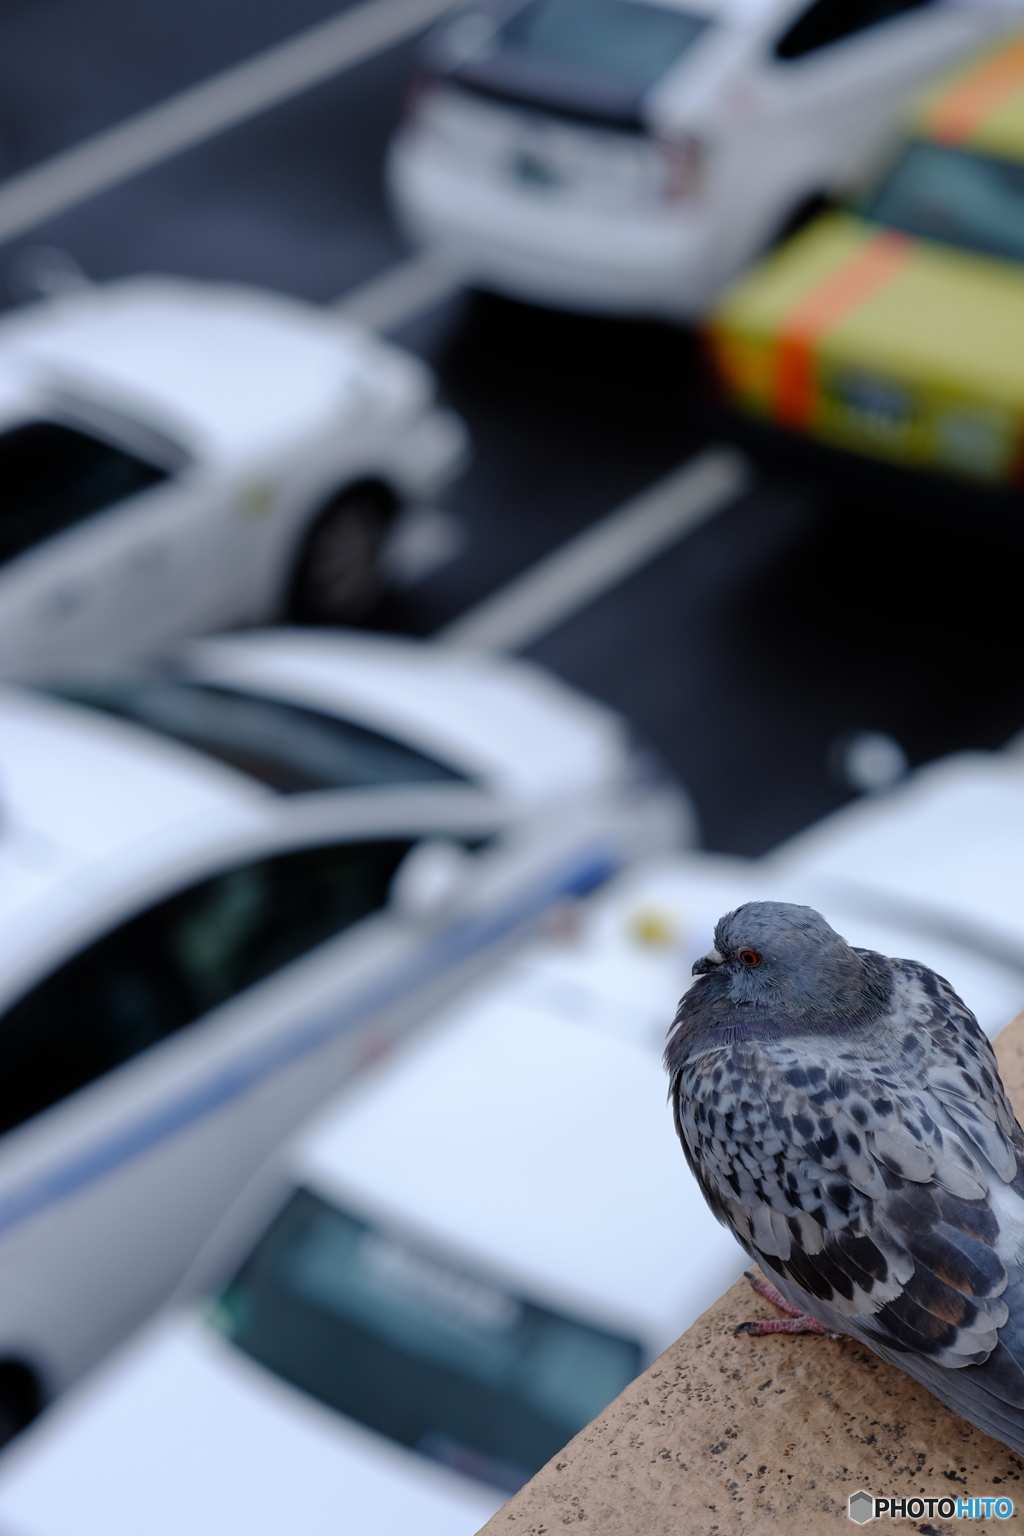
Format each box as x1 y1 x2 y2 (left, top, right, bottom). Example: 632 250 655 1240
692 946 724 976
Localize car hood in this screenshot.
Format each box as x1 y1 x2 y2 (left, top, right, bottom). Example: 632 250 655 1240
0 278 423 464
707 212 1024 479
0 1314 503 1536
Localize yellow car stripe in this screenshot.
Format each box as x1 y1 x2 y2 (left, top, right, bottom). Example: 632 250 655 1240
925 33 1024 146
773 231 912 428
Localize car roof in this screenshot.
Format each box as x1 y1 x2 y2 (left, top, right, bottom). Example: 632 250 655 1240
0 277 410 463
0 687 266 952
293 973 745 1353
182 629 628 802
912 30 1024 162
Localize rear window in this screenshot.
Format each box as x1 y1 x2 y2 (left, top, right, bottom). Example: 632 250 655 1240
442 0 709 126
499 0 705 88
214 1189 643 1494
863 140 1024 266
52 679 469 793
0 422 167 567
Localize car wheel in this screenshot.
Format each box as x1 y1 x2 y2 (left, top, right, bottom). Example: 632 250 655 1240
0 1361 41 1449
289 483 396 625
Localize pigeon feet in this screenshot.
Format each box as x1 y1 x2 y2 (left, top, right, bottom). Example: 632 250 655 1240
733 1271 843 1339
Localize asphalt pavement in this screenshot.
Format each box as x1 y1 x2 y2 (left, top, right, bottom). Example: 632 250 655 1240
2 0 1020 854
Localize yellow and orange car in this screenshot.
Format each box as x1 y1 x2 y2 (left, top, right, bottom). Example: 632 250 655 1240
705 33 1024 485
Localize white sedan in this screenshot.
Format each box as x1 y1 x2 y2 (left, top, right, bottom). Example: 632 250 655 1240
0 626 690 1441
0 276 466 680
388 0 1019 319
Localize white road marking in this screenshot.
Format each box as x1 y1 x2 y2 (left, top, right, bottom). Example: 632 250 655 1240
438 446 750 653
0 0 459 247
334 250 464 331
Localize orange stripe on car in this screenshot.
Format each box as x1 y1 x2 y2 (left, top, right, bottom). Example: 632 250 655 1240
773 232 912 429
925 34 1024 146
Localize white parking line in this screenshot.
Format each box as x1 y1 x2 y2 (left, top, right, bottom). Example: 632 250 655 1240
438 447 750 653
0 0 458 247
334 251 464 331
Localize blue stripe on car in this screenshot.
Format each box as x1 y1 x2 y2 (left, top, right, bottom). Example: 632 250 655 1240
0 848 618 1241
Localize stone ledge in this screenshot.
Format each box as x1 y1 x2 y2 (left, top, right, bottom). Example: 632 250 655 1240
478 1012 1024 1536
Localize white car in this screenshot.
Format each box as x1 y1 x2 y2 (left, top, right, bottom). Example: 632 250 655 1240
0 276 466 680
388 0 1019 319
0 625 689 1440
3 791 1024 1536
0 944 749 1536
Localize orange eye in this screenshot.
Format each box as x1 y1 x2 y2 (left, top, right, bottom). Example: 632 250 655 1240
739 949 761 966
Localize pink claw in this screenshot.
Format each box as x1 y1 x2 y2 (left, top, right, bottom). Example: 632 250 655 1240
734 1313 833 1336
734 1271 845 1340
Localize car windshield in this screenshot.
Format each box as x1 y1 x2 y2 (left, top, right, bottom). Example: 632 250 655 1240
52 679 468 793
0 421 167 566
445 0 708 125
863 139 1024 266
213 1189 643 1494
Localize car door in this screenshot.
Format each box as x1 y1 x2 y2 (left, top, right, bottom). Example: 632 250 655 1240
0 413 210 679
715 0 994 274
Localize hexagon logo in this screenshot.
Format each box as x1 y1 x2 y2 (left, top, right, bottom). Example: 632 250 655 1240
848 1490 875 1524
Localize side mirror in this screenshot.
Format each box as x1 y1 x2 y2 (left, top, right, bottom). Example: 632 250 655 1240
389 838 474 920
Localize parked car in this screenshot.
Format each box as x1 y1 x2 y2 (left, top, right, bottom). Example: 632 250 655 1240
387 0 1018 320
705 31 1024 482
0 626 690 1439
2 771 1024 1535
0 947 749 1536
0 276 466 680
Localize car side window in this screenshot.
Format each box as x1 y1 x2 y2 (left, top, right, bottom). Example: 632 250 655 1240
0 838 415 1138
774 0 933 59
0 421 168 569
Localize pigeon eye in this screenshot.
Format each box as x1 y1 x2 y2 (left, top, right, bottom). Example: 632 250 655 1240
739 949 761 966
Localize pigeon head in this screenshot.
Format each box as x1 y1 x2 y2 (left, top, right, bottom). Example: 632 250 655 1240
685 900 887 1027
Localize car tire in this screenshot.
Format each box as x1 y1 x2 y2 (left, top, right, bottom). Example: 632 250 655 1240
289 483 396 625
0 1361 41 1449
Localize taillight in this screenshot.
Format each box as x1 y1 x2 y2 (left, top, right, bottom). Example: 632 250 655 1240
402 69 440 128
655 134 704 201
1012 426 1024 485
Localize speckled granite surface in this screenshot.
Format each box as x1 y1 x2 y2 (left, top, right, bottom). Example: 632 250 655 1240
478 1012 1024 1536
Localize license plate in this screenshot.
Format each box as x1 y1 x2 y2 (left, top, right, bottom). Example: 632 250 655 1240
829 370 914 431
508 147 565 188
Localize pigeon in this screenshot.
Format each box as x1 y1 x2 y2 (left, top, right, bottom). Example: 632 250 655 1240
665 899 1024 1454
